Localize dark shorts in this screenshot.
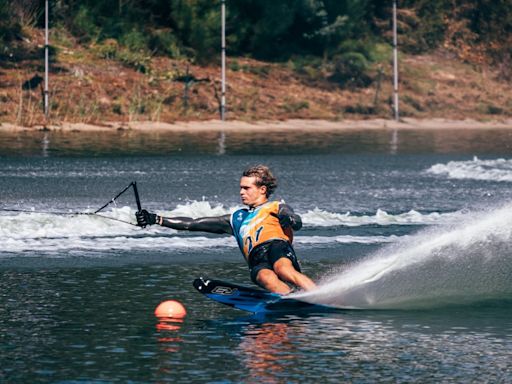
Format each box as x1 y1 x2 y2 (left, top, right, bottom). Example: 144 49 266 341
248 240 301 284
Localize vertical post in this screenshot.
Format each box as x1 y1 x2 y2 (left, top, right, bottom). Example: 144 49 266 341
44 0 49 118
221 0 226 121
392 0 399 121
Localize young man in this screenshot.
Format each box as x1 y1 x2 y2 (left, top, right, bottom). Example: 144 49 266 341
135 165 316 294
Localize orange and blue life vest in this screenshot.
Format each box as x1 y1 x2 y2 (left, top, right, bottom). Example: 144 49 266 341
231 201 291 260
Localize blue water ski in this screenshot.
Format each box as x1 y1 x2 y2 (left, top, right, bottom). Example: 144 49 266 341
193 277 324 314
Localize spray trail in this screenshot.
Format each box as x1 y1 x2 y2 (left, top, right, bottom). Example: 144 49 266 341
298 203 512 309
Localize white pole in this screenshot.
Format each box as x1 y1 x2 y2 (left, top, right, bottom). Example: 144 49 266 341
221 0 226 121
392 0 399 121
44 0 49 118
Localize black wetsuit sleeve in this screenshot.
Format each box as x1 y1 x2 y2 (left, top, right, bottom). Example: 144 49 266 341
278 203 303 231
159 214 233 235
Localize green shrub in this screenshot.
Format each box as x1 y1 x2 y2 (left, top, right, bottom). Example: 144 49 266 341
70 6 100 42
149 29 182 58
344 104 376 115
288 56 322 74
403 95 425 111
120 29 149 52
51 26 76 49
485 104 504 115
337 40 373 61
93 39 119 60
245 65 271 76
331 52 372 88
229 60 240 71
367 43 392 63
112 103 122 115
117 48 151 73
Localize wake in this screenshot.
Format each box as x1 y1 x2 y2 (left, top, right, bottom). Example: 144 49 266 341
297 203 512 310
0 201 454 254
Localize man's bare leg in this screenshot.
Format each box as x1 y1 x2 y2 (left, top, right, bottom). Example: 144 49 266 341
273 258 316 291
255 268 293 294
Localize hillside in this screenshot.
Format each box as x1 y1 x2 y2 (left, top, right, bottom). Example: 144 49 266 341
1 27 512 127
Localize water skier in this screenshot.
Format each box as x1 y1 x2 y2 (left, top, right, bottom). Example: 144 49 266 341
135 165 316 294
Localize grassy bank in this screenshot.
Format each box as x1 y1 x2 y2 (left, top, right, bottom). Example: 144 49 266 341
1 27 511 127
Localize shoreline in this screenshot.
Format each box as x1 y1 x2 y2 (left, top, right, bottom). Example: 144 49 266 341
2 117 512 133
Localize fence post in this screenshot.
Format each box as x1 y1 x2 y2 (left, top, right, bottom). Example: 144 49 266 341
221 0 226 121
44 0 49 119
392 0 399 121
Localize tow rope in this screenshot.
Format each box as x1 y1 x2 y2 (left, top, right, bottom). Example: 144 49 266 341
0 181 142 226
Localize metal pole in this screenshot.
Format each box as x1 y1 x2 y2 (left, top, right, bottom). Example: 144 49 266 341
44 0 49 118
392 0 399 121
221 0 226 121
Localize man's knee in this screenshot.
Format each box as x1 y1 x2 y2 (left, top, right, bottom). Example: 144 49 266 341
256 268 277 285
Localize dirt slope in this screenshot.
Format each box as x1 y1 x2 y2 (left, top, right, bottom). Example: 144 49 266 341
1 28 511 127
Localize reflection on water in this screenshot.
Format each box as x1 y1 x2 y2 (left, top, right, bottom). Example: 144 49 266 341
238 322 297 383
156 319 184 353
2 127 512 156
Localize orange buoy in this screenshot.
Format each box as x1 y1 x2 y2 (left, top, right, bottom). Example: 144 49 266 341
154 300 187 319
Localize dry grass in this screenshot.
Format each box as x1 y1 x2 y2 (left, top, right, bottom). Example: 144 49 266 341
1 28 512 127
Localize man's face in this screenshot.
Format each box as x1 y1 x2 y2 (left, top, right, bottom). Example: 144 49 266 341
240 176 267 207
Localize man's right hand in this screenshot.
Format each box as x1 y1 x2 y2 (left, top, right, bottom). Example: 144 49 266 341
136 209 157 227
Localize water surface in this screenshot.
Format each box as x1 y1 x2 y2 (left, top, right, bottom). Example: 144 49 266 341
1 127 512 383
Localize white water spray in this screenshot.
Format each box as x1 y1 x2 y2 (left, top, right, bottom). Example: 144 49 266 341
1 202 454 254
298 203 512 309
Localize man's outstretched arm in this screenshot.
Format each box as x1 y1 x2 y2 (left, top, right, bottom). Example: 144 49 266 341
136 210 232 235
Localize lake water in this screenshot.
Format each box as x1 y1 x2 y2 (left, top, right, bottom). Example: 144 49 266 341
1 126 512 383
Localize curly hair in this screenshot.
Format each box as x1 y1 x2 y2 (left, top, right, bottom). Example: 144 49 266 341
242 165 277 197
